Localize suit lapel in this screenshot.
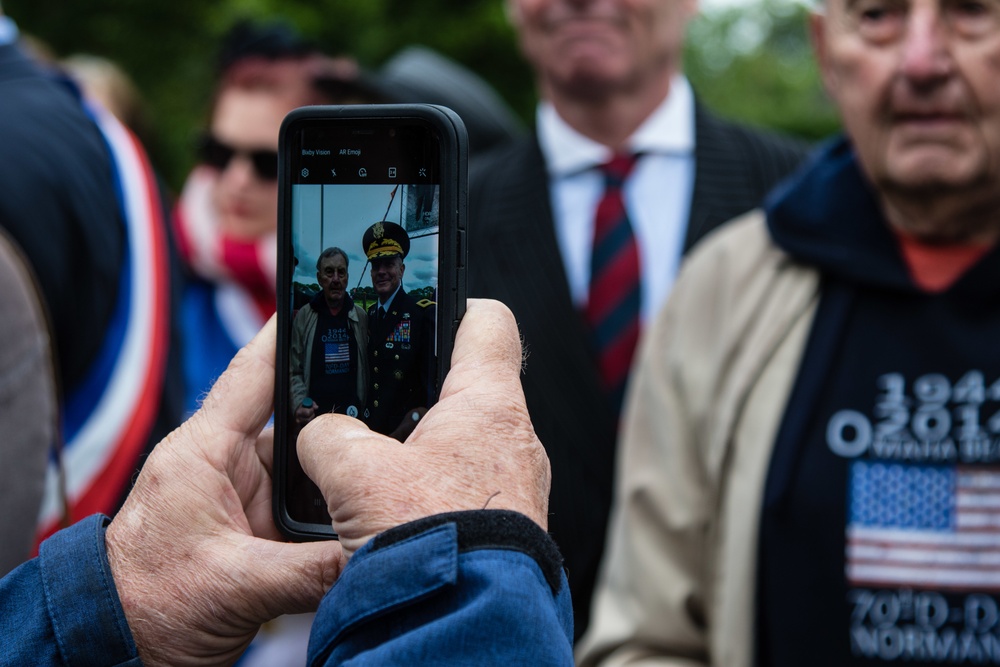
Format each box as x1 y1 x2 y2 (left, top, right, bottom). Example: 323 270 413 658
474 137 593 340
477 138 575 308
469 135 608 409
686 103 728 252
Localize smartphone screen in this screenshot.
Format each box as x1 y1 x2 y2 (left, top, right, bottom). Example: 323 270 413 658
275 106 466 537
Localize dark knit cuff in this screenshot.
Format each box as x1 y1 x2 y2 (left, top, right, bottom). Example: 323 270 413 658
371 510 564 594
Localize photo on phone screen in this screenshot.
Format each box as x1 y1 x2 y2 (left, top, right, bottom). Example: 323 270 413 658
275 106 467 539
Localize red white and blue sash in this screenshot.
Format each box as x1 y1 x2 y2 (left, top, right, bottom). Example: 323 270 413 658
35 104 170 544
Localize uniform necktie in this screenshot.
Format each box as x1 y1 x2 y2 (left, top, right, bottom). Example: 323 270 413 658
585 153 641 417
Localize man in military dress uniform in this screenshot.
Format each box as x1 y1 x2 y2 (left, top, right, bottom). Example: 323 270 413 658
362 221 436 440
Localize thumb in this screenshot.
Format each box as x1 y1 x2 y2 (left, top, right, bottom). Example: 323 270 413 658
234 537 344 619
297 414 400 554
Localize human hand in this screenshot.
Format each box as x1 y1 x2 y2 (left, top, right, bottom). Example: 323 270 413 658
295 401 317 426
298 299 550 558
106 318 342 666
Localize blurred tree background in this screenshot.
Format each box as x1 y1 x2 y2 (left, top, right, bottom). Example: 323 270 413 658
5 0 840 194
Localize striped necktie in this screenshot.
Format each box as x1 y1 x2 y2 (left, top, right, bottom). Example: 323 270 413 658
585 153 641 417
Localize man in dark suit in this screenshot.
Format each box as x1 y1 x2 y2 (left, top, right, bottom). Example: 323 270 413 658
468 0 810 639
362 221 435 440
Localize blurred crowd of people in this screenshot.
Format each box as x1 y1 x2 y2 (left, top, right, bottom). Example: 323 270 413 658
0 14 529 665
0 15 528 550
4 0 1000 664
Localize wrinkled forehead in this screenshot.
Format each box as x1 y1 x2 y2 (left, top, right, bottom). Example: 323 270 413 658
820 0 1000 16
319 253 348 271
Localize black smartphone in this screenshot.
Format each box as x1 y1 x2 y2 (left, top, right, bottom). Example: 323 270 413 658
274 104 468 540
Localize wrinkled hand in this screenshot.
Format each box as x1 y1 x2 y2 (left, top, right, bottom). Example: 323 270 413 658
295 402 317 426
106 318 341 666
299 299 550 559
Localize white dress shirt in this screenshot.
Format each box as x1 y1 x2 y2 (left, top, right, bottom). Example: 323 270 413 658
537 75 696 325
377 284 402 314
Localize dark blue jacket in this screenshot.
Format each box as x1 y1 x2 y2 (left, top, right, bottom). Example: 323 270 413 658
0 512 574 666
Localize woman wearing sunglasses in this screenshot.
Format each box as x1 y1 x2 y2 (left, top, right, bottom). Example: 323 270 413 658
172 21 386 417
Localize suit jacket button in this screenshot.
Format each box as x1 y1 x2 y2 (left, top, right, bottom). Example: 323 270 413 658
374 383 379 390
373 400 379 408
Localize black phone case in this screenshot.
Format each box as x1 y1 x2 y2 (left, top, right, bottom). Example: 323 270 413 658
273 104 468 541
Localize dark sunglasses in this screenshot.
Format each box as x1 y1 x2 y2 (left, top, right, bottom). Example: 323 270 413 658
198 134 278 181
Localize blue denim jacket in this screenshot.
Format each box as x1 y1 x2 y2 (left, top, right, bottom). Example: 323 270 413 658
1 511 572 666
0 514 140 665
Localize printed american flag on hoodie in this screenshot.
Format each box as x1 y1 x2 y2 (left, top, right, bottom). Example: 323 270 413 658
325 342 350 366
846 461 1000 590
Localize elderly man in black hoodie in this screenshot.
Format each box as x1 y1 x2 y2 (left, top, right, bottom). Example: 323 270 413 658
580 0 1000 664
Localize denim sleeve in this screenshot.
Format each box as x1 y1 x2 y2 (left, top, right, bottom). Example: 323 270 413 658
308 510 575 666
0 514 141 666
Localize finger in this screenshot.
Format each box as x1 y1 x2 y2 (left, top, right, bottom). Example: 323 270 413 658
296 413 418 554
235 537 344 618
243 429 280 539
297 414 391 507
195 316 277 436
440 299 524 401
411 299 550 529
256 428 274 477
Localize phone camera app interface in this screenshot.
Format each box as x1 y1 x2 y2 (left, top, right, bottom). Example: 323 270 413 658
285 123 441 525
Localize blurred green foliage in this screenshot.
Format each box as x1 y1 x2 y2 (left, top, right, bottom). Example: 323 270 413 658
685 0 840 140
5 0 840 194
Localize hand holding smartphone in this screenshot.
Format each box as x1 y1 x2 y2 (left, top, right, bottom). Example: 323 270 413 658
273 105 468 540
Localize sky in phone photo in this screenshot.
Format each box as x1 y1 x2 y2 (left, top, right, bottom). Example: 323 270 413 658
292 183 439 295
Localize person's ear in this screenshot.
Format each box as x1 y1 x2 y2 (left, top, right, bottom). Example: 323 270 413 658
810 8 837 96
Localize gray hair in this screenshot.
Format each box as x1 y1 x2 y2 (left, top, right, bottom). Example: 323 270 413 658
316 246 349 271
